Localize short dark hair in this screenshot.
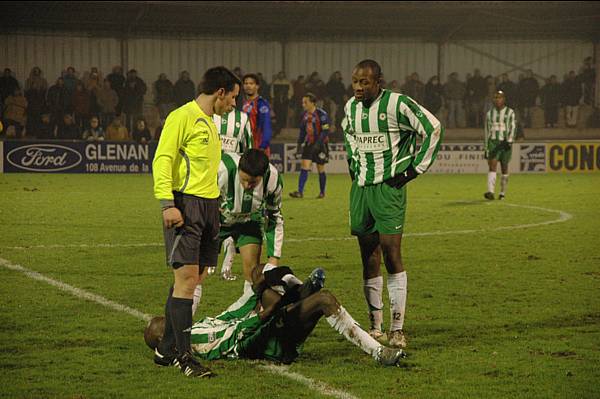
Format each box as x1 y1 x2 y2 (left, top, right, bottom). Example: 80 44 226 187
303 92 317 104
355 59 382 80
239 149 269 177
242 73 259 86
200 66 241 95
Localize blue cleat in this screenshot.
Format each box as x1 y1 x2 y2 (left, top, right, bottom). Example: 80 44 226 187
299 268 326 299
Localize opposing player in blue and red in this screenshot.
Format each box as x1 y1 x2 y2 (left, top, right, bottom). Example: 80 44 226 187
289 93 331 199
242 73 273 157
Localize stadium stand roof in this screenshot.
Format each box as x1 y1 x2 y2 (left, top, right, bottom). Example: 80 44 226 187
2 1 600 41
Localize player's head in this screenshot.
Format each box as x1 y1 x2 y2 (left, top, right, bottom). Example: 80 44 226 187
239 149 269 190
144 316 166 350
242 73 260 97
493 90 506 109
201 66 241 115
302 93 317 112
352 59 382 106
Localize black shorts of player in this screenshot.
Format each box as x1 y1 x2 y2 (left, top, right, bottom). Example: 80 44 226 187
163 191 220 269
301 142 329 165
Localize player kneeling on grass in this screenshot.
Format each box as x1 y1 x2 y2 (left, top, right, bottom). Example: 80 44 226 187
146 264 406 371
191 149 284 315
484 91 516 200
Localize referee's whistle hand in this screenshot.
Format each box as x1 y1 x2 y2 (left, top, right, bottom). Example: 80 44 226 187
163 207 184 229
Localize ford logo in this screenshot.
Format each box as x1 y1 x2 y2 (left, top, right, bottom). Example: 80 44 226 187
7 144 82 172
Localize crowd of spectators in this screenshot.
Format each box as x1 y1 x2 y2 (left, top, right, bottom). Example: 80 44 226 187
0 57 596 141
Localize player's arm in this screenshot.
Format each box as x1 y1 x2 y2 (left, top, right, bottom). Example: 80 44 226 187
386 96 443 189
507 109 516 144
402 96 443 175
217 160 229 206
341 104 357 180
258 99 273 149
152 112 186 227
318 110 331 143
484 111 490 158
242 118 254 151
264 168 284 264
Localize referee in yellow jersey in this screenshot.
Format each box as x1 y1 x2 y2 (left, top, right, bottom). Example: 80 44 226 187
152 66 240 378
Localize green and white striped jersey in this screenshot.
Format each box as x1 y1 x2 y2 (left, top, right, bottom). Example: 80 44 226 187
213 109 254 154
218 152 284 258
342 89 443 186
190 293 288 362
484 106 516 144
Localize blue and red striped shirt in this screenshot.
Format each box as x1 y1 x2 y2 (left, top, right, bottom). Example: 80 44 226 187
299 108 330 145
243 96 273 151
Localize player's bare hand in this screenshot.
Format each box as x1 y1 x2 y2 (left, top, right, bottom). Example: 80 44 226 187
163 207 184 229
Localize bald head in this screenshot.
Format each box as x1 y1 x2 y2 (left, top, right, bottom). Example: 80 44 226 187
144 316 166 350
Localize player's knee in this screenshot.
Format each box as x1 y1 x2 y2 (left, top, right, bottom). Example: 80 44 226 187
316 290 338 312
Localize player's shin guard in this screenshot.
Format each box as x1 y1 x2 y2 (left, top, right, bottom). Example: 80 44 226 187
319 172 326 195
298 169 309 194
220 237 235 275
326 306 381 358
364 276 384 331
487 172 496 194
170 297 193 355
387 272 407 331
191 284 202 316
500 174 509 195
158 286 176 354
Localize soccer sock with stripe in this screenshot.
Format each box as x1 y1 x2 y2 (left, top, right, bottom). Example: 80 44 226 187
170 297 193 355
298 169 309 193
500 174 509 195
326 306 382 359
191 284 202 316
158 285 176 354
319 172 326 195
363 276 384 331
487 171 496 194
387 271 407 332
220 237 235 275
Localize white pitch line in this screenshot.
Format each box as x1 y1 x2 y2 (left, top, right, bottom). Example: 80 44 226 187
0 257 360 399
0 257 152 322
0 202 573 250
258 364 360 399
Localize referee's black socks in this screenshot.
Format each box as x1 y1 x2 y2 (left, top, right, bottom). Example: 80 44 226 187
170 297 194 355
158 286 176 355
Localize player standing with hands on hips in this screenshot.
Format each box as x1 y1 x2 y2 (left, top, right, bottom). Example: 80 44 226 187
342 59 443 348
484 90 516 200
152 66 241 378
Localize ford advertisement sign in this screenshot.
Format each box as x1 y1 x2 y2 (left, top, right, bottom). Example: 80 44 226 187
2 141 158 173
7 144 83 172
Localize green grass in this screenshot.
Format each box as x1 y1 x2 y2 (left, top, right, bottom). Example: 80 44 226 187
0 172 599 399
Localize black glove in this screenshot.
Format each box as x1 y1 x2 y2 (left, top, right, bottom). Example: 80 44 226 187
384 165 419 189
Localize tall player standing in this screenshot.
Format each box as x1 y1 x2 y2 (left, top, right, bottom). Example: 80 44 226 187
342 59 443 348
212 107 254 281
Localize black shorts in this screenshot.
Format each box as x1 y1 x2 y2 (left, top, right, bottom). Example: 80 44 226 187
163 192 220 268
301 142 329 165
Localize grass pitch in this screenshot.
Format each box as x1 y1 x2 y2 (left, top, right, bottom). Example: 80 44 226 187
0 172 599 399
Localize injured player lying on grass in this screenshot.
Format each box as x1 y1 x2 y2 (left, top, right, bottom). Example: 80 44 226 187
145 264 406 373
